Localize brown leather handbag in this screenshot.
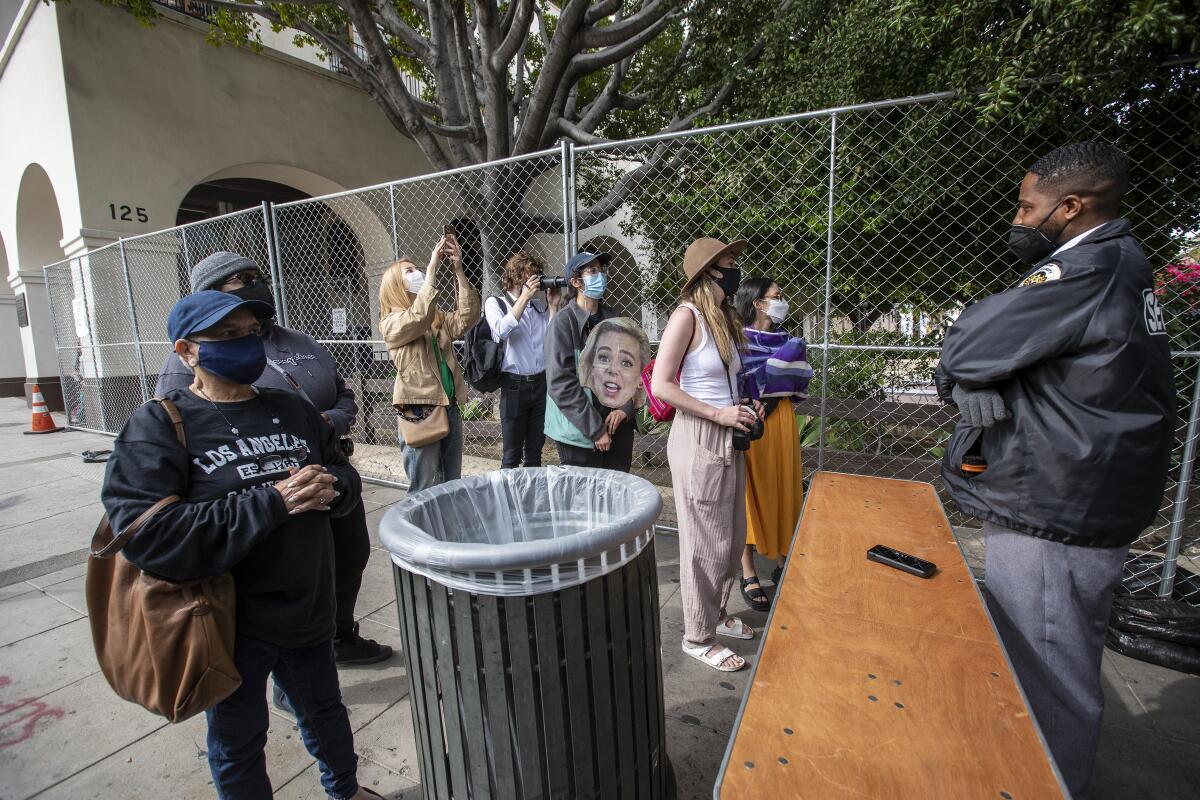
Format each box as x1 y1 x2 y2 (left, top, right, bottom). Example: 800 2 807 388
85 398 241 723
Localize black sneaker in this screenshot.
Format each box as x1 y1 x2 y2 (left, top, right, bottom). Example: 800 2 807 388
334 624 394 666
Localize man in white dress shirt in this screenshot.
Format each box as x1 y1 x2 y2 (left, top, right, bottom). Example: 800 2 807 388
485 251 563 467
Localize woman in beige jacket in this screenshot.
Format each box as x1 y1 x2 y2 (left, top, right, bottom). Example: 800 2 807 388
380 235 480 493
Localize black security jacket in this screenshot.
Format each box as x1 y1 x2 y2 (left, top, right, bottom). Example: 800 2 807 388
936 219 1174 547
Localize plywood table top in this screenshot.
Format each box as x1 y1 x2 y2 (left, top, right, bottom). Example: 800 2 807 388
715 472 1065 799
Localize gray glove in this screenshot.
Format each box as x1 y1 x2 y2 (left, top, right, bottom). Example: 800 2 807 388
951 384 1010 428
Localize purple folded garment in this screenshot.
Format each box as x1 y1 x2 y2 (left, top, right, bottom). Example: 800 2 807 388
740 328 813 401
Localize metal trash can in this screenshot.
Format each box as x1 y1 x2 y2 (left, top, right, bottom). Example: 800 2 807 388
380 467 673 799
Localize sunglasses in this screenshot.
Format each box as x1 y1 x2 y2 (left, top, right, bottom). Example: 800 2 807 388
252 446 310 476
221 270 265 287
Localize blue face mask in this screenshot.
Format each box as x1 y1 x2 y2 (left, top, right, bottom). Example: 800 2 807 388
191 334 267 385
583 273 608 299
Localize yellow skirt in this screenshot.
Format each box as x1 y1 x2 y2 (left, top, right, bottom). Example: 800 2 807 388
744 403 804 560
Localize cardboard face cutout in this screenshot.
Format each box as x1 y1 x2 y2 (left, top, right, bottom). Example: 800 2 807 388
579 318 650 409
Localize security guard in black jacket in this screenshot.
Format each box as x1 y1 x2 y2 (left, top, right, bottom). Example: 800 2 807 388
935 142 1174 798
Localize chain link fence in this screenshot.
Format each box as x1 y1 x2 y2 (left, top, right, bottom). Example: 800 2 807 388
42 73 1200 599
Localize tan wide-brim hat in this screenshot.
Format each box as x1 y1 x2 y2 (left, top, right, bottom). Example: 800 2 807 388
682 237 748 286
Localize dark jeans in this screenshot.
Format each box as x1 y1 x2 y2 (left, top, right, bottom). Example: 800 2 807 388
206 636 358 799
500 372 547 468
331 498 371 640
556 415 635 472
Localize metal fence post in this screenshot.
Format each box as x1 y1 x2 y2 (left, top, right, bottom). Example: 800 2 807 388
1159 357 1200 597
265 202 291 328
560 138 572 265
388 183 400 260
118 239 150 403
567 140 579 254
816 113 838 472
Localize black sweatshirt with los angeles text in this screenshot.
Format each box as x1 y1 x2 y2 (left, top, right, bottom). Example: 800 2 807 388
101 387 362 648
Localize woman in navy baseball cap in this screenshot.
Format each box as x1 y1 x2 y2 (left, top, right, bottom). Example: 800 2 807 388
102 291 383 799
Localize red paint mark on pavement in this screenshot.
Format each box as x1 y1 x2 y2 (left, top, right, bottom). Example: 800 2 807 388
0 676 66 748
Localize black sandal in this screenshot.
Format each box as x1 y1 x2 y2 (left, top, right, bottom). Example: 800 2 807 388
741 576 771 612
771 563 784 585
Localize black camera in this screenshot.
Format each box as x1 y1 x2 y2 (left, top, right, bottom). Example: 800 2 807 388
731 401 765 452
539 275 569 290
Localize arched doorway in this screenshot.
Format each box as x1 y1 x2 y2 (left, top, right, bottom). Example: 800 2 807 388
0 232 21 398
14 164 67 409
176 177 310 225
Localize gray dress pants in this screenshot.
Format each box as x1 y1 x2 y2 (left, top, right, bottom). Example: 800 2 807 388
982 521 1129 799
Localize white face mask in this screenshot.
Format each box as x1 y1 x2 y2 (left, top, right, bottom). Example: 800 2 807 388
403 270 426 294
764 298 789 324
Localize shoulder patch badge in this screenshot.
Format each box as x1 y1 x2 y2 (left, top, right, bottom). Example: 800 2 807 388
1020 262 1062 287
1143 288 1168 336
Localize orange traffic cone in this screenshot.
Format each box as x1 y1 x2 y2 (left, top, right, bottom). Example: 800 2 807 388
24 384 64 435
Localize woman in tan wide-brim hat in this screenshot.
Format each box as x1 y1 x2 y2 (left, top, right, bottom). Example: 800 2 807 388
651 237 764 672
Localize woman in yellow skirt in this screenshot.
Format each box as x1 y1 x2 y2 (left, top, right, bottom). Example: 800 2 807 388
733 277 812 611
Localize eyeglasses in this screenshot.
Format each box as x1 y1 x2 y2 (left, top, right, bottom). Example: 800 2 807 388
252 446 309 476
581 265 608 276
221 270 265 288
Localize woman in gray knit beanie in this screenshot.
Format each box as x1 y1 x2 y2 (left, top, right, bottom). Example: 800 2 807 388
154 251 393 683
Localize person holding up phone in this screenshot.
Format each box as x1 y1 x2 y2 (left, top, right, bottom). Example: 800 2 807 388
380 235 480 493
485 251 564 468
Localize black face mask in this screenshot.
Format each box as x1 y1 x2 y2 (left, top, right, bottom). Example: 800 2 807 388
230 282 277 318
713 267 742 299
1008 200 1066 266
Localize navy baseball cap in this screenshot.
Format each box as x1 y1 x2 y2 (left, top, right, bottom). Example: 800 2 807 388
167 291 274 342
564 251 612 281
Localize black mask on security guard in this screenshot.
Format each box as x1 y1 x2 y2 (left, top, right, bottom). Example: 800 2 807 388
230 282 277 317
1008 200 1065 266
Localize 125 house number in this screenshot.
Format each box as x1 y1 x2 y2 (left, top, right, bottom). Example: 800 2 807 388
109 204 149 223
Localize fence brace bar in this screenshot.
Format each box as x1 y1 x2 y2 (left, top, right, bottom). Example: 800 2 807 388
117 239 150 403
264 202 291 328
567 140 579 254
387 184 400 261
1159 358 1200 596
816 114 838 471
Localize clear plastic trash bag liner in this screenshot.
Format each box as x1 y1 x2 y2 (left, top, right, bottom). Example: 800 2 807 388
379 467 663 596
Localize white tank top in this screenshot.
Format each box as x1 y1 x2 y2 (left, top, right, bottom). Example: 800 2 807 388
678 303 740 408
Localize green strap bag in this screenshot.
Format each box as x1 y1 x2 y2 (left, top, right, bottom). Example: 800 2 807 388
431 334 456 404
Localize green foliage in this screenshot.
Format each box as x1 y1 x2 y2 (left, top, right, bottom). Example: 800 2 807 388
459 398 492 422
601 0 1199 319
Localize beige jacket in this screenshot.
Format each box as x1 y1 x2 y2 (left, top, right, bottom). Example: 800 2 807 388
381 276 481 408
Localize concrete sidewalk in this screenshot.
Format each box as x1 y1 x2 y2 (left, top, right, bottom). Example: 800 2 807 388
0 397 1197 799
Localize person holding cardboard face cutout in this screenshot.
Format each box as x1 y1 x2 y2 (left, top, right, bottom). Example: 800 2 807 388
578 318 650 411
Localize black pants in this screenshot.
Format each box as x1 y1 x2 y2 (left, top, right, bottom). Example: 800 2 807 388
556 416 635 472
500 372 547 468
330 498 371 640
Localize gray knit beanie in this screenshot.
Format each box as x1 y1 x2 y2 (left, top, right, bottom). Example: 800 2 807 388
190 251 259 292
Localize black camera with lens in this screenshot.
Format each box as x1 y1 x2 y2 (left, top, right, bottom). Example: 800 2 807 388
539 275 569 290
731 401 765 452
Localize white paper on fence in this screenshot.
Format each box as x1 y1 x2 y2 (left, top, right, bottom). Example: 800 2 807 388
379 466 663 596
331 308 348 334
72 297 89 339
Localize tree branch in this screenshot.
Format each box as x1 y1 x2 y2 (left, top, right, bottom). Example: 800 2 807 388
568 11 676 78
370 0 431 61
493 0 534 72
580 0 672 50
556 117 610 145
585 0 624 25
514 0 592 155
